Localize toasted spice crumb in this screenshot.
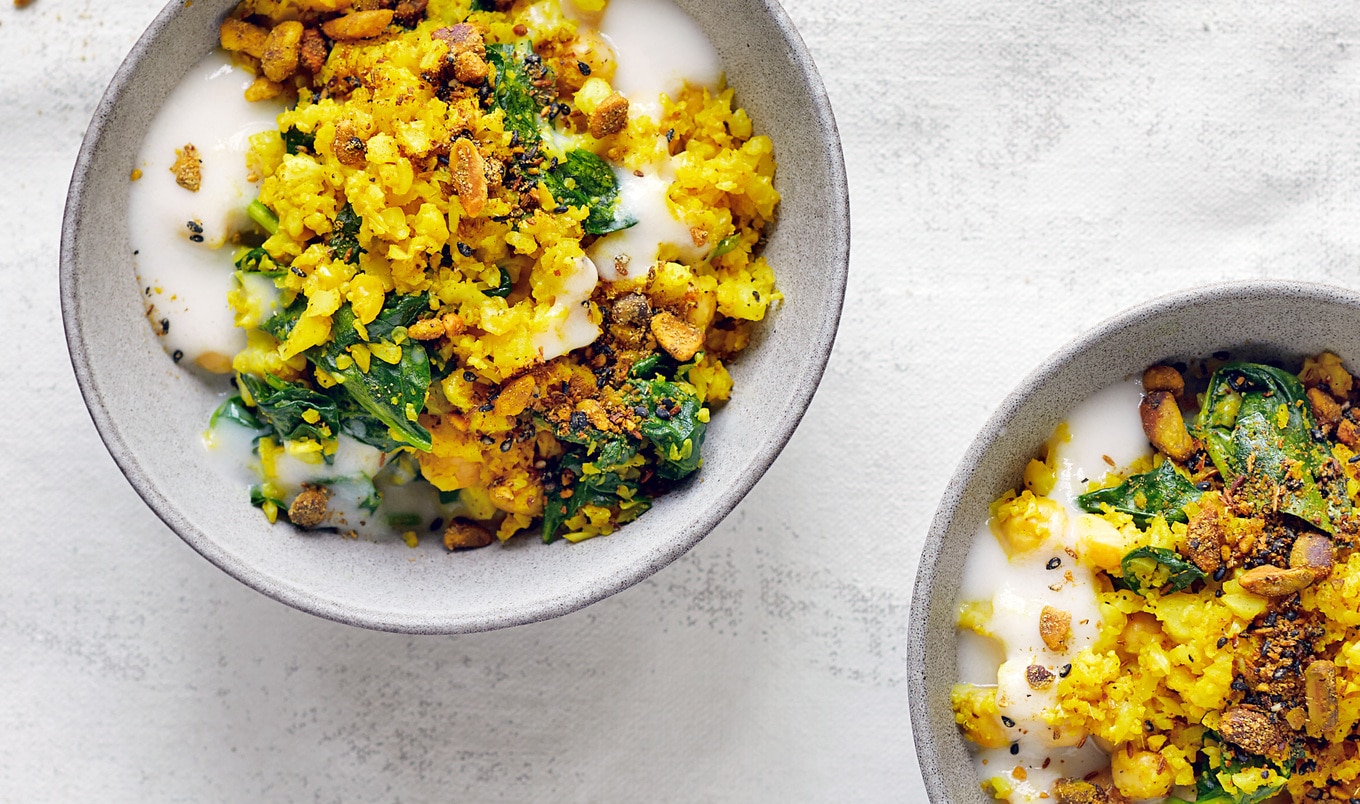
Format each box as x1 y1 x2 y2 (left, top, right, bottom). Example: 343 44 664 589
170 144 202 192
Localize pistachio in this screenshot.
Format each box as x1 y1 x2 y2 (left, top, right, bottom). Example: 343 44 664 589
443 519 494 550
1289 531 1334 581
1039 605 1071 652
1139 391 1197 462
1306 660 1339 735
1218 706 1285 758
1237 564 1316 596
1142 365 1185 397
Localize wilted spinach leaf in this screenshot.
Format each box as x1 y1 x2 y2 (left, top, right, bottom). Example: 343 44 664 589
234 246 275 272
629 377 706 481
542 437 650 543
329 203 364 264
237 373 340 449
1192 362 1345 533
260 294 306 342
211 395 266 432
1077 460 1202 527
542 149 636 235
483 266 513 298
1121 547 1206 595
311 295 433 452
282 126 315 155
486 43 554 147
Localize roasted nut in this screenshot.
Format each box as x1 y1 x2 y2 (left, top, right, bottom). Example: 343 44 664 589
1142 365 1185 397
433 22 485 57
1290 531 1334 581
1025 664 1055 690
261 20 304 83
407 317 445 340
244 76 284 102
609 293 652 346
1339 417 1360 447
1139 391 1197 462
452 138 488 216
589 92 630 138
170 143 202 192
299 27 328 74
1308 386 1343 427
219 18 268 59
1039 605 1071 651
453 50 489 84
393 0 428 26
440 312 466 337
1219 706 1286 758
650 310 703 362
1185 506 1224 575
322 9 394 41
1306 659 1339 735
288 485 330 529
333 121 367 167
1052 779 1110 804
443 519 494 550
1237 564 1317 596
494 375 537 418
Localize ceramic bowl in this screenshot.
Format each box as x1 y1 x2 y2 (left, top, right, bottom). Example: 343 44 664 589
907 279 1360 800
61 0 848 633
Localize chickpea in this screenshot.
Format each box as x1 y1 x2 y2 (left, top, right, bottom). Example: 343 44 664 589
1110 746 1173 799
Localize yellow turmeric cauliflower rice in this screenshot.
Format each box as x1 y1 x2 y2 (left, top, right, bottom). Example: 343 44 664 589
210 0 779 547
953 354 1360 803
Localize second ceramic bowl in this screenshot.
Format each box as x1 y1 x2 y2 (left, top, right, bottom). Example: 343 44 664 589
908 279 1360 801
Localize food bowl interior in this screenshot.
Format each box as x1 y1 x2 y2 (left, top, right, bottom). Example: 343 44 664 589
62 0 848 633
907 280 1360 801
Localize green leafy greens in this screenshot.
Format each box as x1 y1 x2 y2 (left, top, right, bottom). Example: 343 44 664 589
486 43 633 235
542 150 635 235
1077 460 1203 527
1192 362 1347 533
1120 547 1207 595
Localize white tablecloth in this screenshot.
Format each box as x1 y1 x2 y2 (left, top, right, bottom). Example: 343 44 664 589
6 0 1359 799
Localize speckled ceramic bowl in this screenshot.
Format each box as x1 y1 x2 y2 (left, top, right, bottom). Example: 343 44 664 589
61 1 847 633
908 280 1360 800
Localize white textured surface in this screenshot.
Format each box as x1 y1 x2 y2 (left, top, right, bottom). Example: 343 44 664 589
8 0 1360 799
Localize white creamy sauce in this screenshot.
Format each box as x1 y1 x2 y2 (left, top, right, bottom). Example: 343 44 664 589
598 0 721 121
588 168 701 281
129 51 284 375
534 255 602 360
587 0 720 282
957 377 1150 801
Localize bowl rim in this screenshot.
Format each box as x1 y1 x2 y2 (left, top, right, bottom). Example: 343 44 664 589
59 0 851 634
905 277 1360 799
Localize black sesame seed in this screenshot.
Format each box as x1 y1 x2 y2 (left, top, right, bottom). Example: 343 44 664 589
463 371 477 382
577 61 591 75
429 518 444 532
478 403 494 413
172 350 183 363
1213 566 1227 582
186 220 204 234
457 241 474 257
570 411 589 430
1009 743 1019 756
1059 664 1072 678
1217 637 1228 648
633 406 648 417
655 408 671 421
160 318 170 334
189 234 204 243
665 128 675 142
500 439 512 453
1001 716 1015 728
1046 557 1061 571
1196 481 1213 491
